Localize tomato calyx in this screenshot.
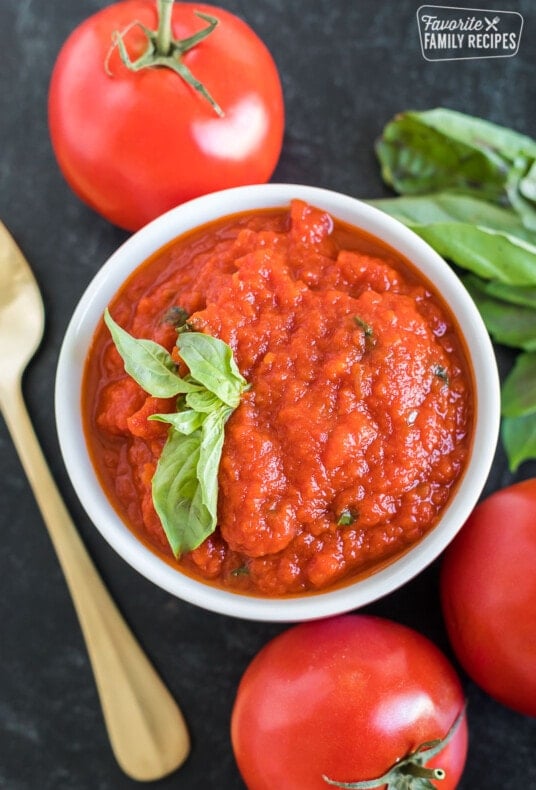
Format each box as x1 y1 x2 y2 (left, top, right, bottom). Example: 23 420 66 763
106 0 224 115
322 706 465 790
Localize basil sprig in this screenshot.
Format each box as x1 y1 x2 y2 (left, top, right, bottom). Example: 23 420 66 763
375 107 536 230
104 309 248 555
368 193 536 286
500 351 536 472
371 108 536 471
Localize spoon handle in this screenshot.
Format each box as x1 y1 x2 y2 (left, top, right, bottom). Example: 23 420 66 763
0 379 190 781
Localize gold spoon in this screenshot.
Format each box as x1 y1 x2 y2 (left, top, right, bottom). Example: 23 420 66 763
0 221 190 781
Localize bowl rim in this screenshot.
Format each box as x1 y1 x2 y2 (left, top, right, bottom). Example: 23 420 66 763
55 183 501 622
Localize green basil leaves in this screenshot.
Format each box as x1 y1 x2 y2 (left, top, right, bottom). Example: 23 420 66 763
104 309 248 555
371 108 536 471
375 107 536 229
367 193 536 286
500 352 536 471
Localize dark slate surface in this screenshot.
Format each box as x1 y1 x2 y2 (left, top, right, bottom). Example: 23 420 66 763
1 1 535 788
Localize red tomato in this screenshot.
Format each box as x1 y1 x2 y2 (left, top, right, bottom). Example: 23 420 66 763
231 615 467 790
48 1 284 231
441 478 536 717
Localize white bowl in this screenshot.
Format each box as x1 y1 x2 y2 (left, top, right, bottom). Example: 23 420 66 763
55 183 500 621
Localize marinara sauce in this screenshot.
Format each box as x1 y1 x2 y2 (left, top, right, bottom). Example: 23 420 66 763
83 200 473 596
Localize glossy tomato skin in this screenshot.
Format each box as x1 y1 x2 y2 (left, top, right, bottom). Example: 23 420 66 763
48 1 284 231
441 478 536 717
231 615 467 790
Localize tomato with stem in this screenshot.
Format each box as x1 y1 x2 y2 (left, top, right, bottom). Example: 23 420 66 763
231 615 468 790
48 0 284 231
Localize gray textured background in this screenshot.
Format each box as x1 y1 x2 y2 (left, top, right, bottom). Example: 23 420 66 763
1 1 535 788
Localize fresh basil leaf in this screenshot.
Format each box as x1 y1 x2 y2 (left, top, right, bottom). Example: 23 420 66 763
503 156 536 232
376 111 510 203
376 109 536 233
466 275 536 310
502 412 536 472
152 428 213 556
104 309 201 397
151 404 233 555
369 196 536 285
415 223 536 285
178 331 247 407
369 193 534 241
412 108 536 163
185 389 223 414
462 276 536 350
149 409 206 435
501 352 536 418
520 160 536 202
198 405 233 520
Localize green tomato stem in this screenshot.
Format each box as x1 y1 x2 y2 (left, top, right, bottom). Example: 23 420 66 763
322 705 465 789
402 765 446 780
156 0 174 56
108 1 224 116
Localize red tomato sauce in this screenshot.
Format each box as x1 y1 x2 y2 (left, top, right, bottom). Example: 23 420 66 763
83 200 474 596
